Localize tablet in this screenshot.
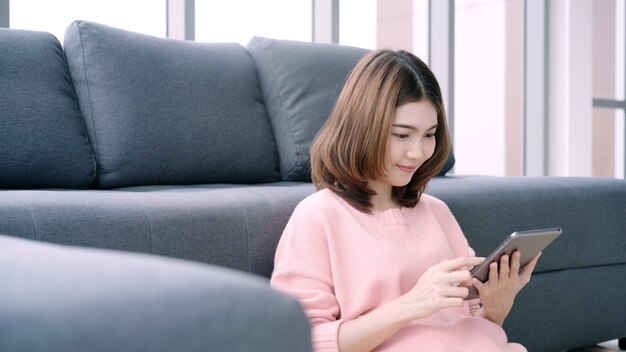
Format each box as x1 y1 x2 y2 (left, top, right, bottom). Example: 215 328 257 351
465 227 562 300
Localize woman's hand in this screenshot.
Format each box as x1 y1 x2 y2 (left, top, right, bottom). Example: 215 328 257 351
338 256 484 352
394 256 485 322
473 251 541 325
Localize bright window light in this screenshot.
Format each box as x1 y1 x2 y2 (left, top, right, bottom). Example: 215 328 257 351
10 0 166 43
339 0 376 49
195 0 311 45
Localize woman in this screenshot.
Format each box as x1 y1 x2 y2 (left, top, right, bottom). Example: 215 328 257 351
270 49 539 352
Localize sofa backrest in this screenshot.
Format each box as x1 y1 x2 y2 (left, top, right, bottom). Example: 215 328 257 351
0 28 96 189
1 22 454 190
63 21 280 188
247 37 455 181
247 37 369 181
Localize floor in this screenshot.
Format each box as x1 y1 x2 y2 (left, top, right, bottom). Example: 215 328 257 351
600 340 626 351
567 340 625 351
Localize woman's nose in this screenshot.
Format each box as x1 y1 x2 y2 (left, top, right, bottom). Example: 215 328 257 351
406 142 424 160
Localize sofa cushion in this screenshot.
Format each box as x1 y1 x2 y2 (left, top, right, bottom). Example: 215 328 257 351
0 28 96 189
427 176 626 272
0 183 317 278
0 235 313 352
247 37 455 181
63 21 280 188
247 37 367 181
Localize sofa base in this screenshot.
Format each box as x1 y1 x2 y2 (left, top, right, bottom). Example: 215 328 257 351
504 264 626 352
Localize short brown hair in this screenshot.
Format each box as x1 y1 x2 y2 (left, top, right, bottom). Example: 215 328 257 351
310 49 451 212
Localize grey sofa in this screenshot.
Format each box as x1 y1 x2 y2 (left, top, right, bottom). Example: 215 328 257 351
0 234 310 352
1 21 624 352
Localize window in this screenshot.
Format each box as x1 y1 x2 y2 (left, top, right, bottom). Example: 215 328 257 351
412 0 429 63
194 0 311 45
592 0 625 178
339 0 376 49
453 0 522 176
10 0 166 43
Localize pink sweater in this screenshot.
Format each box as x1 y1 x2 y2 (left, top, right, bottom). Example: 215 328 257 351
271 189 526 352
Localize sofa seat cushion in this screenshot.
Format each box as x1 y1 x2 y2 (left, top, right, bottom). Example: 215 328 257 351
63 21 280 188
0 28 96 189
0 183 316 278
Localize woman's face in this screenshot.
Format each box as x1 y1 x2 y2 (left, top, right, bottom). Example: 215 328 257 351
369 101 438 195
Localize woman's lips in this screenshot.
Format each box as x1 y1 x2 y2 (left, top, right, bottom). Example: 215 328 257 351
397 165 416 173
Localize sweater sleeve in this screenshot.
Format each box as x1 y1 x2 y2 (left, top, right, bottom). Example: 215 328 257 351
425 195 483 314
424 195 472 259
270 201 343 352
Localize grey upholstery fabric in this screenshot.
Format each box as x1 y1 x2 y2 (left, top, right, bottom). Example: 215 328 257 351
427 176 626 272
63 21 279 188
2 177 623 279
0 28 95 188
0 178 625 351
247 36 455 180
0 235 313 352
2 22 625 351
0 183 316 276
247 37 369 181
504 265 626 352
429 176 626 351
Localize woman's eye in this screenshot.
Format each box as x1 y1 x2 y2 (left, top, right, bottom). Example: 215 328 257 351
426 133 436 138
393 133 409 139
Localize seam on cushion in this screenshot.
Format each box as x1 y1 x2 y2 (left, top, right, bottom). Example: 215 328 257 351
240 202 252 273
75 21 101 183
536 262 626 275
25 203 39 241
61 31 98 187
138 198 155 255
255 39 301 180
246 187 281 277
244 47 282 181
282 154 304 181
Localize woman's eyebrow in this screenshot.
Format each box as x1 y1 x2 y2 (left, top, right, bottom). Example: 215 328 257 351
392 123 438 131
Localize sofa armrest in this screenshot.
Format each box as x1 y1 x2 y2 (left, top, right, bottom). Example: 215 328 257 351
0 235 312 352
428 176 626 273
428 175 626 351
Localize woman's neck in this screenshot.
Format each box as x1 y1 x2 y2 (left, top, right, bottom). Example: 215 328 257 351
368 183 399 212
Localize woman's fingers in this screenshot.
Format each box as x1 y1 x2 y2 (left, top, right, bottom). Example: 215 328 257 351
441 259 483 288
520 252 541 282
473 277 485 291
443 285 470 298
446 270 472 285
509 251 521 278
418 258 483 300
499 254 510 278
434 297 466 310
488 261 499 284
439 256 485 272
479 251 543 292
